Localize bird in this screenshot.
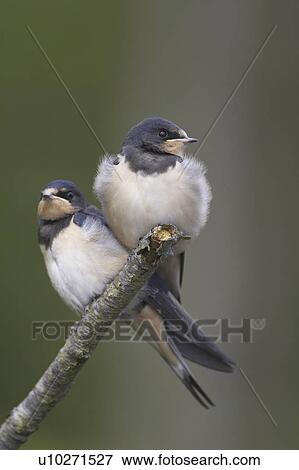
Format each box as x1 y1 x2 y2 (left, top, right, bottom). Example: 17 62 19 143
94 117 212 301
38 179 234 409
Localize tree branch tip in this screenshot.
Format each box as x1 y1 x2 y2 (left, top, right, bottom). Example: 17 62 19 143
151 224 189 242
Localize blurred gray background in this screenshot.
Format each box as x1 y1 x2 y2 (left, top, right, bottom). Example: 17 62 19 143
1 0 298 449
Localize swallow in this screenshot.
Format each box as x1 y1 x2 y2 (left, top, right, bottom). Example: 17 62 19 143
38 180 234 409
94 117 212 301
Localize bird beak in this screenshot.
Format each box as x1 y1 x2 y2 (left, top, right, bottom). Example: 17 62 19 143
179 136 198 144
41 194 53 201
166 136 198 144
163 134 198 156
182 137 198 144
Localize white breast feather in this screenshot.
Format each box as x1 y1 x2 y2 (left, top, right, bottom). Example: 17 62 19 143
94 154 212 249
42 218 127 312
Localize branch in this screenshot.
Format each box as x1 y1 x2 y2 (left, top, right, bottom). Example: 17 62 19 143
0 224 186 450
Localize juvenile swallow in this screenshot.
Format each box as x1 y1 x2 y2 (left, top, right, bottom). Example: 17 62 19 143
38 180 234 409
94 117 212 301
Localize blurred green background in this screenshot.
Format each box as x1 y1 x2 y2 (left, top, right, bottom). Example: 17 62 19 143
1 0 298 449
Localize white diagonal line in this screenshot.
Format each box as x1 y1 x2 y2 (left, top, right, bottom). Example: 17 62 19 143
26 24 122 181
239 366 278 427
178 24 277 180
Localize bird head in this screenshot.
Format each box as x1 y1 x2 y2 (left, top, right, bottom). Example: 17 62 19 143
122 117 198 156
37 180 87 221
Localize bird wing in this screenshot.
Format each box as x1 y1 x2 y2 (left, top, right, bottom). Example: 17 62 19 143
143 274 235 373
132 304 213 409
157 252 185 302
73 204 108 228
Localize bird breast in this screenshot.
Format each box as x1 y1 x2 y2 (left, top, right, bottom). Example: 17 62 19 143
41 219 127 312
95 155 212 250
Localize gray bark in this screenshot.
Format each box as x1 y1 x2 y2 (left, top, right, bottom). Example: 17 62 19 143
0 224 186 450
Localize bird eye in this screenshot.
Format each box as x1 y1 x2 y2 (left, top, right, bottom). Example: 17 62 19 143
57 190 74 201
159 129 168 138
65 191 74 200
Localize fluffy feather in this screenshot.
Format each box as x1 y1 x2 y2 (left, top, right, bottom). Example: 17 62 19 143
41 216 127 312
94 154 212 251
